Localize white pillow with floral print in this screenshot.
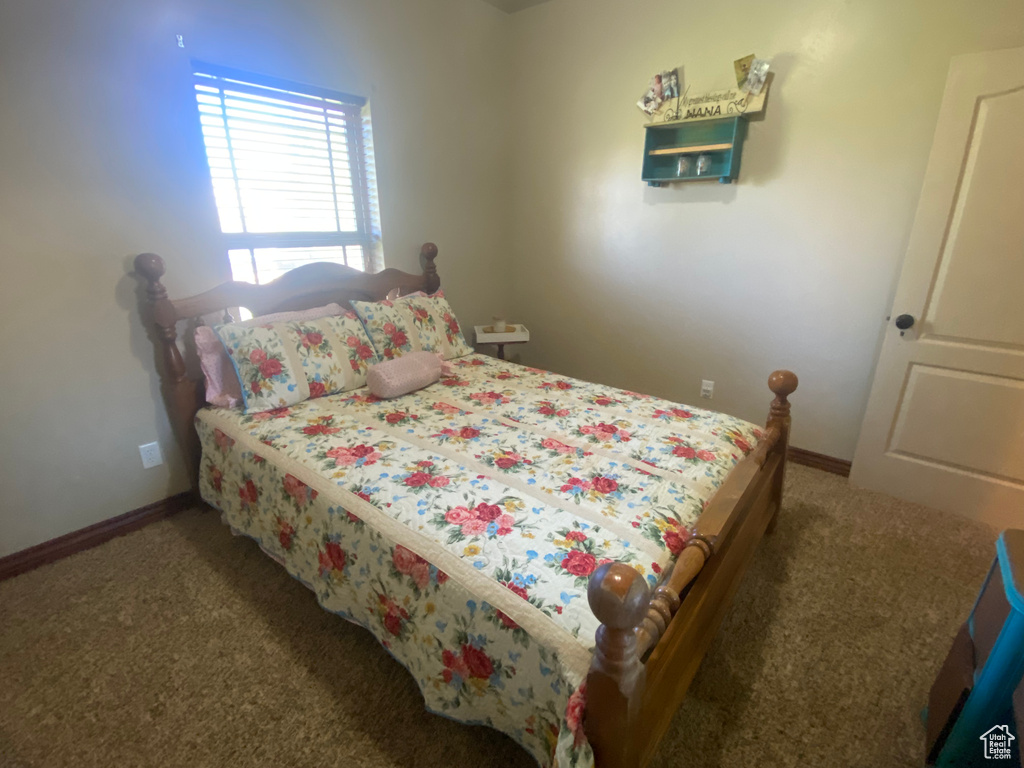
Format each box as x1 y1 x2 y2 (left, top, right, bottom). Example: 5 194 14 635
408 290 473 358
350 299 417 361
216 310 379 414
352 290 473 362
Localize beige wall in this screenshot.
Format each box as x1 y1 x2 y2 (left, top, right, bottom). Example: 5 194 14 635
0 0 512 556
506 0 1024 460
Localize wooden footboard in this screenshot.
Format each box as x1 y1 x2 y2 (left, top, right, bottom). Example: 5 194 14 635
584 370 797 768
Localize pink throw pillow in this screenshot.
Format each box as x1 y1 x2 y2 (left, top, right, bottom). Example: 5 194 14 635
196 325 243 407
366 351 443 399
196 302 345 407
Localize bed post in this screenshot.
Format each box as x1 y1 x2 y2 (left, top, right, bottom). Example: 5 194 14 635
765 370 798 533
584 562 650 768
421 242 440 293
134 253 203 491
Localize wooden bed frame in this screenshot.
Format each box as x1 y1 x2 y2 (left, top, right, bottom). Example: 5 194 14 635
134 243 797 768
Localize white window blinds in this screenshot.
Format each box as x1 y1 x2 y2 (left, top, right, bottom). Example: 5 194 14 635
192 62 378 282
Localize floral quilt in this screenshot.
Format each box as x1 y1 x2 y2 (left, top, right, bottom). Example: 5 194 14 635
196 354 764 767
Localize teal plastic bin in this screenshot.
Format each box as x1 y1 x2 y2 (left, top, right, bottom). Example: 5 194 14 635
929 530 1024 766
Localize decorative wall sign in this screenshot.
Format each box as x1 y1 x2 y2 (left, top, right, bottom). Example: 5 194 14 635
661 84 768 124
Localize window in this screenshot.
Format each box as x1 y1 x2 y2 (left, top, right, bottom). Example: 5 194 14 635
192 62 380 283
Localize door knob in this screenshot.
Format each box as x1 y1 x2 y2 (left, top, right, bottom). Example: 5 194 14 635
894 314 915 330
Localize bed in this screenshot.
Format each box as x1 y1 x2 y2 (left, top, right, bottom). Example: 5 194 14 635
134 243 797 768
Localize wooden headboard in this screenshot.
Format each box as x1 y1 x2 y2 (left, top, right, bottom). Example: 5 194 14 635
134 242 440 489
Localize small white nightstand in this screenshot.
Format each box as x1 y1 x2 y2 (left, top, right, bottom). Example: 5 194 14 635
474 324 529 360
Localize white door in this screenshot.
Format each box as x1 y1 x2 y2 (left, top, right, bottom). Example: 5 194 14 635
850 47 1024 530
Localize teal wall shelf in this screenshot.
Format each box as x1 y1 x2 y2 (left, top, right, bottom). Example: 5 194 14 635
642 116 748 186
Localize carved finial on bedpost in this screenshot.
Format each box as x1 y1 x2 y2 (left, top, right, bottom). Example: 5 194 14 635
767 370 798 441
421 242 440 294
134 253 178 350
765 370 798 533
585 562 648 768
135 253 167 302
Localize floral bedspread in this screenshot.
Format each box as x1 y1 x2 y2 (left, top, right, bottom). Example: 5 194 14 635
197 354 763 767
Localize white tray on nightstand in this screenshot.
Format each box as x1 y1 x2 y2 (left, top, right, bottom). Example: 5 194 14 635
474 324 530 344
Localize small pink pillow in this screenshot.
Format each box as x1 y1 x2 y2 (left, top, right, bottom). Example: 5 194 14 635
196 302 345 407
366 351 443 399
196 325 243 407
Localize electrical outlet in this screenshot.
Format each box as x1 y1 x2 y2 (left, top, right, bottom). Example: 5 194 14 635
139 442 163 469
700 379 714 399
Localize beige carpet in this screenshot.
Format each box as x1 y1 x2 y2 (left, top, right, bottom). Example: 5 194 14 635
0 465 997 768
